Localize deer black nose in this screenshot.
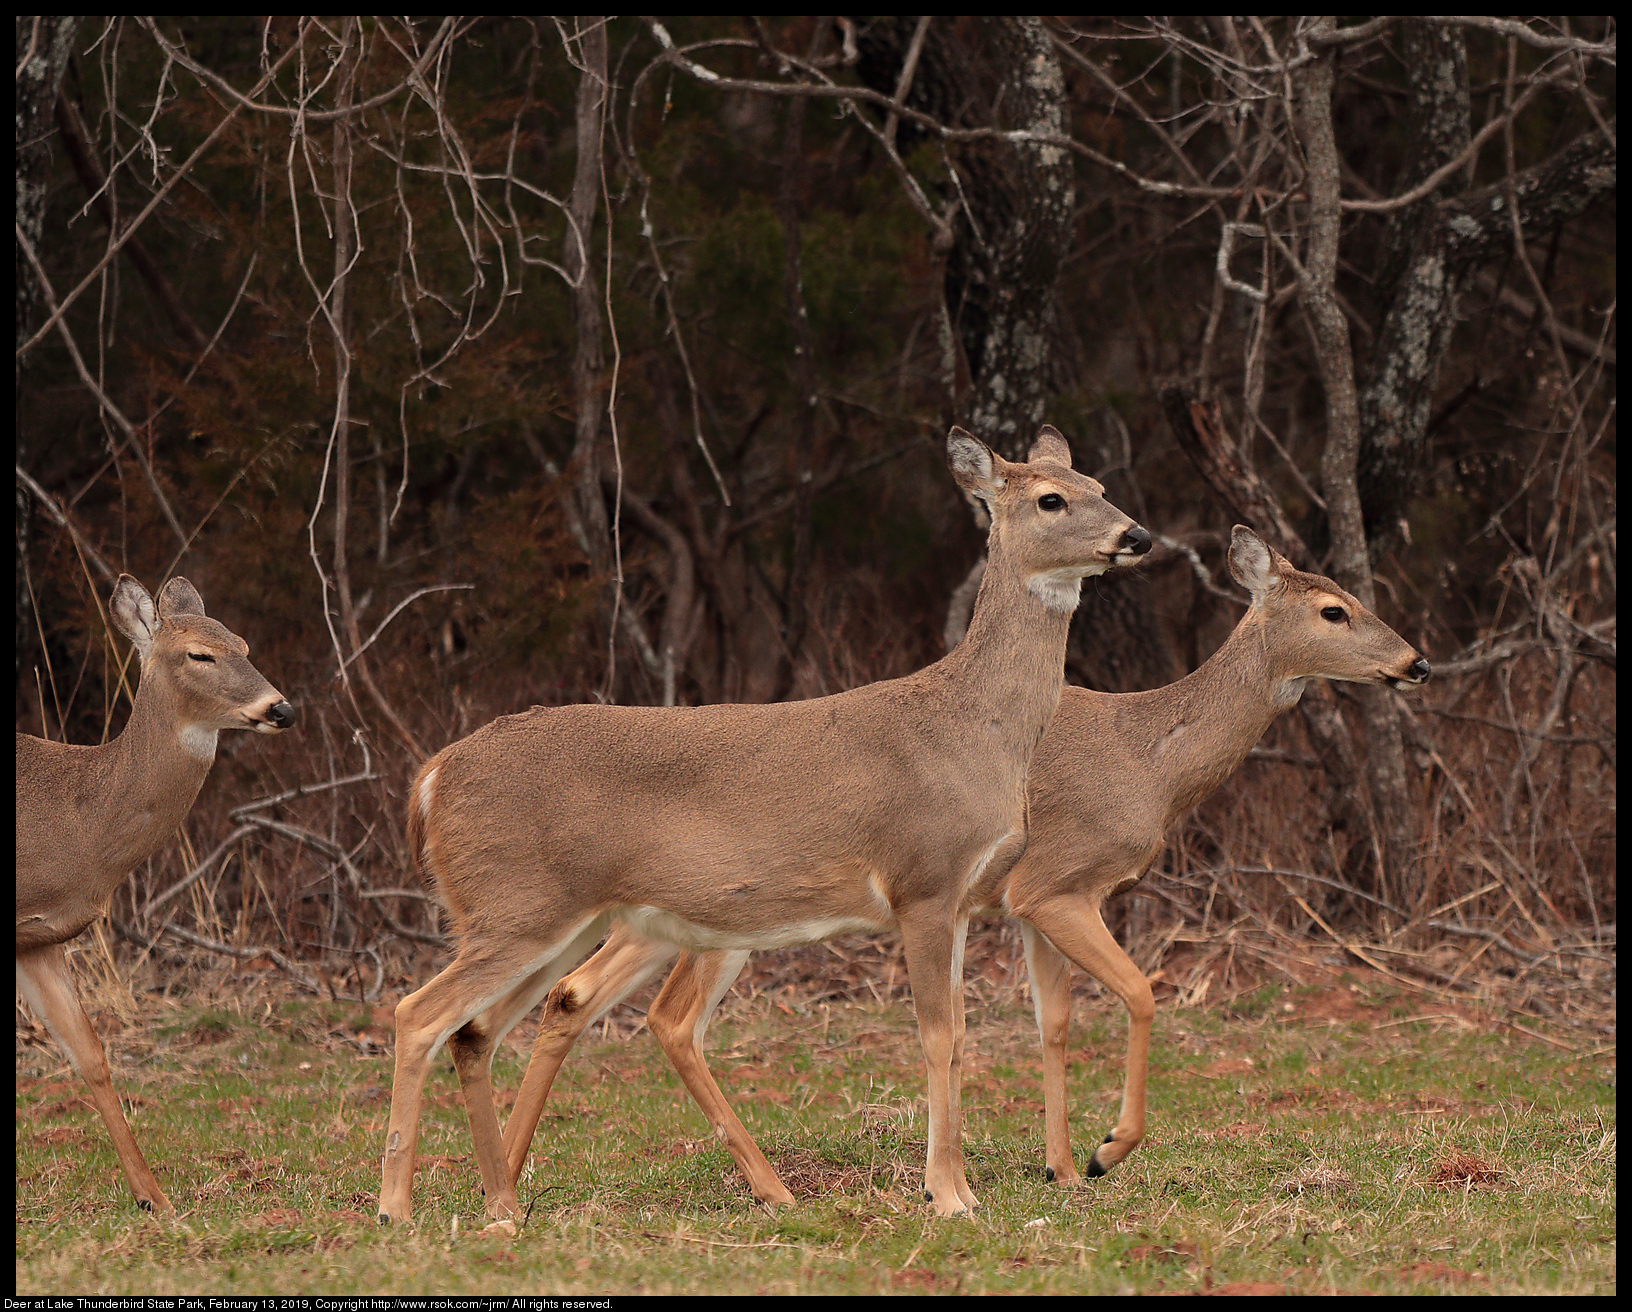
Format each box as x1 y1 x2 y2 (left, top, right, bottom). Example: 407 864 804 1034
267 701 296 729
1120 525 1152 555
1407 657 1431 683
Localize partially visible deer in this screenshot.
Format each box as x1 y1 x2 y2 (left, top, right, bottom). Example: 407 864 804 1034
495 526 1430 1200
378 427 1151 1226
16 576 295 1214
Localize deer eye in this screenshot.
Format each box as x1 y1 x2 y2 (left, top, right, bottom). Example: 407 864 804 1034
188 652 216 663
1037 493 1065 512
1320 606 1347 623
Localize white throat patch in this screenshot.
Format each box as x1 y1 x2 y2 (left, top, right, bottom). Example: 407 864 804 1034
1026 569 1086 614
178 724 220 762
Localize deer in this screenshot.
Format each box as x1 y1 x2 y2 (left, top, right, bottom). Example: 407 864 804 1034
376 426 1151 1226
491 525 1431 1202
16 575 295 1215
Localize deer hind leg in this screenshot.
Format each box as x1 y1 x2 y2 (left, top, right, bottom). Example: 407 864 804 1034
379 917 603 1227
897 905 977 1215
16 943 174 1216
1019 920 1081 1185
502 925 677 1188
644 948 793 1206
1021 895 1154 1177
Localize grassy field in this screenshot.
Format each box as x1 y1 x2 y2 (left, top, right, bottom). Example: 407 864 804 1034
16 968 1615 1295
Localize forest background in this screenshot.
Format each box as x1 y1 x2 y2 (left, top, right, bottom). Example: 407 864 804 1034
14 16 1615 1025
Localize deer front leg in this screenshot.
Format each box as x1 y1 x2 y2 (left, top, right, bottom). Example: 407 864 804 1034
1021 895 1154 1177
1019 921 1080 1184
17 944 175 1216
645 949 794 1206
898 907 977 1215
502 927 677 1187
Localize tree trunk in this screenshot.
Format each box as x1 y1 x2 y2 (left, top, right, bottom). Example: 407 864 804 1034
856 16 1074 460
564 19 613 589
1356 20 1471 555
1293 18 1415 905
15 17 80 366
16 17 81 680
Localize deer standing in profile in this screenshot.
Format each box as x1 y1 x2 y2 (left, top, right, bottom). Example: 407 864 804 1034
493 526 1430 1201
377 427 1151 1226
16 576 295 1214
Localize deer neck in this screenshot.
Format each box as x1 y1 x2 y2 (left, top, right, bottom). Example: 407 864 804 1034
939 533 1074 762
88 674 219 879
1127 610 1297 821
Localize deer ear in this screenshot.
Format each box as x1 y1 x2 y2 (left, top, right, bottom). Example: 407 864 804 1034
157 577 207 618
947 428 1005 495
1028 425 1073 468
1227 525 1285 598
111 575 160 659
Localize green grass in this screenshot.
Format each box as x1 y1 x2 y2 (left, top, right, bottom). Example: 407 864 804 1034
15 978 1616 1294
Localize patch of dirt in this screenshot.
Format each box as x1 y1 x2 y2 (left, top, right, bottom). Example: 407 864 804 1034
1402 1094 1473 1116
17 1078 78 1099
890 1268 958 1292
253 1207 303 1227
1203 1280 1284 1295
1200 1057 1257 1079
206 1153 285 1190
33 1126 89 1147
768 1148 871 1195
1203 1122 1264 1140
1250 1084 1358 1113
1287 985 1396 1027
33 1095 96 1119
1400 1261 1487 1284
1126 1242 1201 1264
1279 1166 1353 1195
1427 1150 1503 1189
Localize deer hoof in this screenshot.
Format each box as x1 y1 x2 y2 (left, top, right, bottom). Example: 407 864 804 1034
1045 1166 1055 1182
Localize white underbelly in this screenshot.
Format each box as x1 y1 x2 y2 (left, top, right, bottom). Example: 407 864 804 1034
611 904 892 952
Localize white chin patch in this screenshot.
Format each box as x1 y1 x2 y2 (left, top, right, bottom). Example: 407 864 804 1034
1026 570 1085 614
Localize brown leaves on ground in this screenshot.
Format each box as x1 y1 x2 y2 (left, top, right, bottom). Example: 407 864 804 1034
890 1268 959 1292
1427 1150 1503 1189
1400 1261 1487 1284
